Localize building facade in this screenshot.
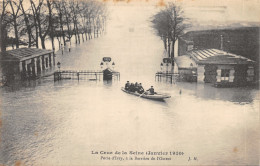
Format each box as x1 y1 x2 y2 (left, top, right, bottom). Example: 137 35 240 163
0 48 55 82
178 27 259 82
175 49 256 86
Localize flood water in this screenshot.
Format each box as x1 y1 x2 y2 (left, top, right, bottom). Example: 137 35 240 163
0 3 259 166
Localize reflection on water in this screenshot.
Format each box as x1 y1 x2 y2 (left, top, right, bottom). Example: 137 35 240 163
0 76 259 165
0 3 259 166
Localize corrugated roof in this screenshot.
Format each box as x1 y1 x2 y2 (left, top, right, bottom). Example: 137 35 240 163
188 49 255 65
0 48 53 61
174 55 197 69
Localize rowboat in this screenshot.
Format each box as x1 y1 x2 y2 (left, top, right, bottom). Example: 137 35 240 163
121 87 171 101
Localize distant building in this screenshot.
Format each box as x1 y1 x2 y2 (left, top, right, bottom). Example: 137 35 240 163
174 49 255 86
174 55 197 82
0 48 55 82
178 37 194 58
178 27 259 82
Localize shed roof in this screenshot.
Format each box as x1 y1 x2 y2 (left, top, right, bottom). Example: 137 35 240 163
174 55 197 69
0 48 53 62
187 49 255 65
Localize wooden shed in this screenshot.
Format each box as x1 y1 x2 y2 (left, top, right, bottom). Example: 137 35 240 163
187 49 256 86
0 48 55 81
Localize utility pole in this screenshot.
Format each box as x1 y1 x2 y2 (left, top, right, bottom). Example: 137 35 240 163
220 35 223 50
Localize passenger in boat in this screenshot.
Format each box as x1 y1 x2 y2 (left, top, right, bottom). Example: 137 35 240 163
129 83 135 92
125 81 130 90
137 83 144 94
134 82 139 92
147 86 155 95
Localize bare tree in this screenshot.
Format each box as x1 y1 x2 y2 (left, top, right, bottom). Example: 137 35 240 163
1 0 108 51
20 0 34 47
69 0 80 44
151 3 188 63
0 0 11 52
46 0 56 51
31 0 52 49
54 0 66 47
9 0 22 48
30 0 43 48
61 0 72 45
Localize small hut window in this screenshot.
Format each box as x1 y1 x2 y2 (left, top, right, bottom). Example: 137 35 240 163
221 69 230 81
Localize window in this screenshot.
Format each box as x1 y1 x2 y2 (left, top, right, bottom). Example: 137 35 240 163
187 44 193 51
221 69 230 81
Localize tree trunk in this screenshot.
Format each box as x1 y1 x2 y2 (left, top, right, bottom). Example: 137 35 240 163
82 33 84 42
47 0 53 50
28 30 32 48
59 13 66 46
61 23 66 46
74 25 77 44
31 4 39 48
62 28 66 46
163 37 167 50
51 36 55 51
171 41 175 60
171 41 175 72
93 27 95 38
57 36 61 49
41 37 45 49
74 31 77 44
0 24 7 52
34 17 39 48
21 6 32 47
167 38 171 58
76 24 80 44
13 18 19 49
65 22 71 44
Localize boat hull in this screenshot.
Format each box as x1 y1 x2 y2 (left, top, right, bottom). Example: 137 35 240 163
121 87 171 101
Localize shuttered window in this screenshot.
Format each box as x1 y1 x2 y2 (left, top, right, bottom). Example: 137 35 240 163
221 69 230 81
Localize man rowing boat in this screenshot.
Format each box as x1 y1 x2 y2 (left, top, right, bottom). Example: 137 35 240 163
121 85 170 100
146 86 155 95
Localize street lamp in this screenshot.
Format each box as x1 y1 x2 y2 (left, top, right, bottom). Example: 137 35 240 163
220 35 223 50
112 62 115 69
57 62 61 71
100 62 104 69
166 63 169 74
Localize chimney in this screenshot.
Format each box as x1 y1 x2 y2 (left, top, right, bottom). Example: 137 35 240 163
220 35 223 50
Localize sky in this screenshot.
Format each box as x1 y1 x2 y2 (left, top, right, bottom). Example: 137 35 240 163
103 0 260 23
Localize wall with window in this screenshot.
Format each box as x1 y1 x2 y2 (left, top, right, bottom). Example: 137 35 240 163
233 65 254 86
204 65 217 83
216 65 235 84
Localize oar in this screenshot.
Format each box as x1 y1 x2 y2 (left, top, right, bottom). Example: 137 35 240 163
139 90 148 97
